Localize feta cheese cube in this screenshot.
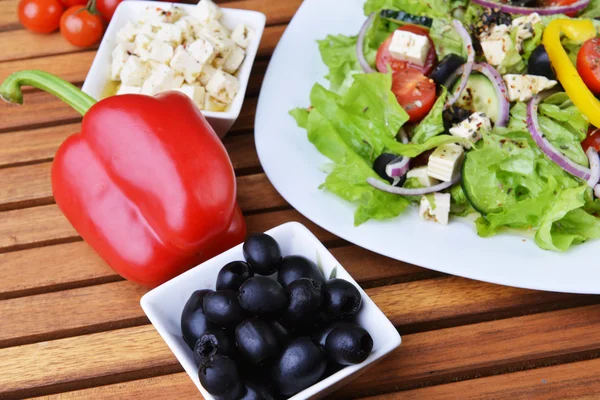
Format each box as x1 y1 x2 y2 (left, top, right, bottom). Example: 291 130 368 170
479 24 511 66
175 16 202 42
427 143 464 182
111 44 130 81
140 6 182 26
170 46 203 84
449 112 491 148
120 56 150 86
231 24 254 49
198 65 218 86
117 85 142 95
205 95 228 111
419 193 451 225
155 22 183 46
174 84 205 108
137 23 158 39
188 37 217 65
503 74 558 102
141 64 184 95
200 20 231 41
117 21 138 43
134 34 153 59
388 30 431 67
223 45 245 74
205 69 239 103
192 0 222 24
512 12 541 52
406 166 439 187
146 39 174 64
212 55 226 69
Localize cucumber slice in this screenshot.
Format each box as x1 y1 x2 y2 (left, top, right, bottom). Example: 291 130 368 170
461 150 511 215
453 73 499 123
379 9 433 28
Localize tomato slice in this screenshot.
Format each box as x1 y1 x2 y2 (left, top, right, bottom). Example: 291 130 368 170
582 126 600 152
540 0 579 15
376 25 437 75
577 37 600 95
391 68 437 123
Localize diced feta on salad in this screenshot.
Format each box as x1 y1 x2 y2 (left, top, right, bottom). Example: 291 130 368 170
110 0 254 111
449 112 490 148
419 193 451 225
388 29 430 67
503 74 557 102
479 24 511 67
427 143 464 182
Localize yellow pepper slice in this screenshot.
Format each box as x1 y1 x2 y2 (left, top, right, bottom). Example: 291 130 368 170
543 19 600 127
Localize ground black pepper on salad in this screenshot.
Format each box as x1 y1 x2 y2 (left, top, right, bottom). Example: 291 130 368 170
290 0 600 251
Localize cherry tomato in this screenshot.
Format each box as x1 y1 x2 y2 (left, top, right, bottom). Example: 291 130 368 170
59 0 86 7
96 0 121 21
376 25 437 75
391 68 437 122
577 37 600 95
540 0 579 16
18 0 64 34
582 127 600 152
60 5 104 47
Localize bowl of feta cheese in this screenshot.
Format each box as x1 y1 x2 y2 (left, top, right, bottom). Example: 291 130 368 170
82 0 266 137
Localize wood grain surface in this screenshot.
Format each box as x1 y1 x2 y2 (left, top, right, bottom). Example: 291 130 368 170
0 0 599 398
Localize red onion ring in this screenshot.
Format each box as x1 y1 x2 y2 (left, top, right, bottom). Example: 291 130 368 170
527 92 592 181
356 13 376 73
445 20 474 108
471 0 589 15
367 173 460 195
386 128 411 185
586 147 600 187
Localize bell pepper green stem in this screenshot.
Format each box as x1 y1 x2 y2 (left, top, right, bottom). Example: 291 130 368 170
0 70 97 116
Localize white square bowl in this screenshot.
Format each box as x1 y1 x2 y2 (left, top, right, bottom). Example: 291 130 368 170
81 0 266 138
141 221 401 399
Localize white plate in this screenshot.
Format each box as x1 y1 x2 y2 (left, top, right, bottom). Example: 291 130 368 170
255 0 600 294
141 222 401 399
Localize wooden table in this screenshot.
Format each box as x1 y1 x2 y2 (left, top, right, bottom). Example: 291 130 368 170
1 0 600 398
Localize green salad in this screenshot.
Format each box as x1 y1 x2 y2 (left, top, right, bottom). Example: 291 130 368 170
290 0 600 251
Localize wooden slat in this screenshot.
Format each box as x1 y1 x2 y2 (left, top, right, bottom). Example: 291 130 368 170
0 272 592 351
5 305 600 399
367 358 600 400
0 205 337 253
0 0 20 31
0 12 286 63
0 124 259 170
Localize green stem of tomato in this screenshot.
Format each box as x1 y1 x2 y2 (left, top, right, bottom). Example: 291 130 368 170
0 70 97 116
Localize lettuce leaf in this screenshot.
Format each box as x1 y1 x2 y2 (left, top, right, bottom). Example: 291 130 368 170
429 18 467 60
364 0 455 18
411 86 448 144
317 34 361 94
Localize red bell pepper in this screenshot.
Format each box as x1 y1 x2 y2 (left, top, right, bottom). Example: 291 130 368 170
0 70 246 287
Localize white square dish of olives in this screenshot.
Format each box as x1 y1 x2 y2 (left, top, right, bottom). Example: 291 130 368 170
141 221 401 399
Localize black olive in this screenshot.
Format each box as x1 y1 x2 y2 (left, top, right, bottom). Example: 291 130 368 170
474 8 512 37
235 318 280 365
282 278 323 327
243 233 282 275
311 321 351 348
429 54 466 86
509 0 537 7
238 276 288 317
277 255 325 288
198 355 244 400
322 279 362 320
269 320 291 347
528 45 557 80
442 106 472 131
181 290 216 349
203 290 246 328
193 329 236 365
240 380 275 400
373 153 406 185
269 337 327 397
325 324 373 365
217 261 254 291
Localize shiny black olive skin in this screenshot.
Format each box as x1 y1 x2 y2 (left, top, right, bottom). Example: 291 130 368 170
325 324 373 365
528 45 557 80
311 321 351 348
243 233 282 275
198 355 244 400
269 337 327 397
240 381 275 400
238 276 288 317
217 261 254 291
235 318 280 365
181 289 216 349
277 255 325 288
203 290 246 328
322 279 362 320
270 320 291 347
429 54 466 86
373 153 402 184
193 329 236 365
282 278 323 326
